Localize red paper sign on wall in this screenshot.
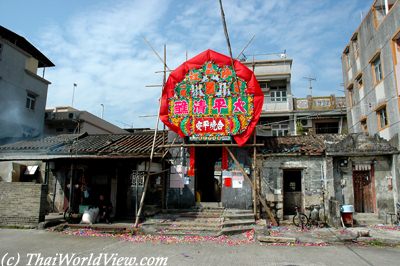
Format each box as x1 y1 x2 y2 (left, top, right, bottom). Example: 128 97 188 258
160 49 263 146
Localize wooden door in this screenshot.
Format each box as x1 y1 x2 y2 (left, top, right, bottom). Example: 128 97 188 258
353 170 374 213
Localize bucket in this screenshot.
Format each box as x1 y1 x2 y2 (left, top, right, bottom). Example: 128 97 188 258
224 177 232 187
341 205 354 213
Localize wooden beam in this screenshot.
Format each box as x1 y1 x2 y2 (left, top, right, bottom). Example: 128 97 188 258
225 147 277 225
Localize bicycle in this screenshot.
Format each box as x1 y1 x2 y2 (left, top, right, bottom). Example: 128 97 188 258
293 205 326 229
293 206 309 229
63 206 82 223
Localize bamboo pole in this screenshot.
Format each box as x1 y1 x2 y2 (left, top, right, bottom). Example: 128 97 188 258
134 44 166 228
225 147 277 225
252 133 257 218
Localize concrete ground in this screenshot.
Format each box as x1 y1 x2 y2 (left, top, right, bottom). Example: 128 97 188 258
1 228 400 266
264 224 400 246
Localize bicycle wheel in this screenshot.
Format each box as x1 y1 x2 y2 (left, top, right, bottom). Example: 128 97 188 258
293 213 308 227
63 207 72 221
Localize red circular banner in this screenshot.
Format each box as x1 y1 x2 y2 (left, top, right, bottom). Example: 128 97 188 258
160 49 263 146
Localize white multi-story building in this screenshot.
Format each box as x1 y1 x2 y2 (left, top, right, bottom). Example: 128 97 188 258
342 0 400 144
44 106 128 135
0 25 54 144
243 55 347 136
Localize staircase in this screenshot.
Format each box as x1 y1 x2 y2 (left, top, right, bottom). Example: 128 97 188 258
220 209 256 235
353 213 385 226
140 207 223 236
140 207 256 236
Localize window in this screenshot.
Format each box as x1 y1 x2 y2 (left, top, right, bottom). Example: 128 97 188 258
377 106 388 129
360 118 368 134
347 84 354 108
315 122 339 134
258 81 268 91
373 1 393 28
270 86 287 102
25 92 36 110
372 55 383 84
343 46 351 69
352 33 359 58
271 123 289 136
355 74 363 89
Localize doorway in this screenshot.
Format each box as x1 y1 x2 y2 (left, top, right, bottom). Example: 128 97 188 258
353 170 375 213
283 169 302 215
195 147 222 202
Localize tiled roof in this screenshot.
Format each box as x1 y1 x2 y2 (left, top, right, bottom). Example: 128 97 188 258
0 134 81 152
51 134 124 154
0 131 168 158
259 134 344 155
259 133 398 156
99 132 166 156
325 133 397 155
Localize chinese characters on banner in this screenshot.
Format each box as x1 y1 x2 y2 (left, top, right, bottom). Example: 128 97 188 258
160 49 264 146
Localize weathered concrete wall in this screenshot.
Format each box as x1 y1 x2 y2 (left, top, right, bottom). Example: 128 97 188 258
47 168 66 213
221 148 253 209
0 39 49 142
0 161 13 182
166 142 195 208
333 155 395 218
0 161 44 183
258 156 330 221
0 182 48 226
342 2 400 140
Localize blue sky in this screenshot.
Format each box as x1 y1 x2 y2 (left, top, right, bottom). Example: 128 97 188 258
1 0 371 129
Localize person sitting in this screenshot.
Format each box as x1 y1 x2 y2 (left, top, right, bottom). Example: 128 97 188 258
97 194 112 224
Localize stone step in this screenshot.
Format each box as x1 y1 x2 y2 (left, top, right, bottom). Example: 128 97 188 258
222 219 255 228
162 207 225 214
218 225 254 235
225 209 253 214
353 213 384 225
179 212 222 218
158 226 220 232
196 202 223 209
151 230 219 237
144 221 221 228
223 213 254 220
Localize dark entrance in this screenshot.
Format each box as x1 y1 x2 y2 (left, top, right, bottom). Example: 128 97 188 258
315 122 339 134
195 147 222 202
283 169 302 215
353 170 375 213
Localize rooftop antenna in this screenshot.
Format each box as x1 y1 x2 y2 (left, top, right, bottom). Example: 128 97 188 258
303 76 316 96
71 83 77 107
236 34 255 60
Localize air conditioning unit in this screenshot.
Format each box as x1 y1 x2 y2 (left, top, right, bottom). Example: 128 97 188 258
300 119 312 127
68 112 79 120
44 112 55 120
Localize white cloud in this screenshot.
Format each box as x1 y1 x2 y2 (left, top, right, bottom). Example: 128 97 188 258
38 0 371 128
41 0 171 128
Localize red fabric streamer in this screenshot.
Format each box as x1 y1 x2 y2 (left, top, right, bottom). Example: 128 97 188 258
222 147 228 170
187 147 195 176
